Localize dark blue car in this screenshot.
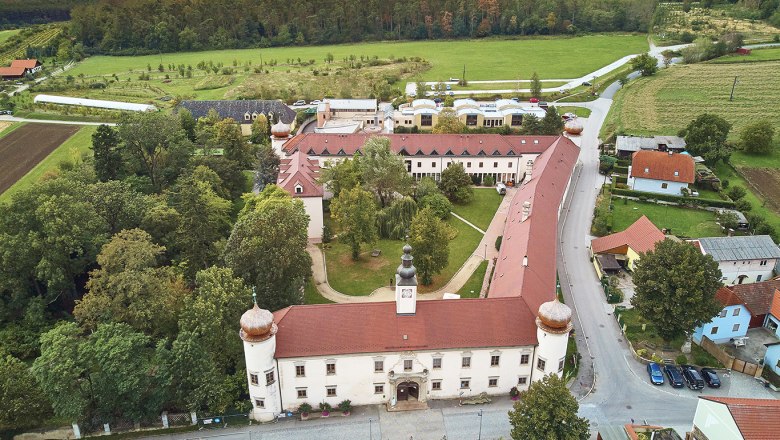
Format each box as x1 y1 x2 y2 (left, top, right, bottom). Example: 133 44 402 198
647 362 665 385
663 364 685 388
701 368 721 388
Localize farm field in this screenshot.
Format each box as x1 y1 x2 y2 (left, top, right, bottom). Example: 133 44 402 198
0 123 81 197
67 35 647 81
0 29 21 45
710 47 780 64
0 24 62 64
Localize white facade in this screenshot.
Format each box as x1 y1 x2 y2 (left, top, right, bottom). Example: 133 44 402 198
717 259 776 285
244 334 283 422
630 175 688 196
300 197 324 241
691 398 745 440
533 323 569 378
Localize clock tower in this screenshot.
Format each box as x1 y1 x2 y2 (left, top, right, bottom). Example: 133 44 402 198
395 243 418 315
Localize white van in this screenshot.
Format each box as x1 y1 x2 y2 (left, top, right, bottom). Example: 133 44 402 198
496 183 507 195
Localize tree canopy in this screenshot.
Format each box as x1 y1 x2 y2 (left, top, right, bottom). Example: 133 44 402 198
508 374 590 440
331 186 379 259
630 53 658 76
359 137 413 207
439 162 473 203
409 207 453 285
679 113 732 165
740 120 776 155
631 239 723 343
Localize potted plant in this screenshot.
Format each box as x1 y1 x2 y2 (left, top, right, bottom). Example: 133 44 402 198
510 386 520 401
319 402 332 417
338 399 352 416
298 402 312 420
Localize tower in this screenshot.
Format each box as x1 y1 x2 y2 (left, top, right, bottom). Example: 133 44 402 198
240 292 282 422
532 297 573 381
395 243 418 315
270 120 291 157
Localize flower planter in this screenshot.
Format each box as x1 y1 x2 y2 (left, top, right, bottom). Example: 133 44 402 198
321 411 330 418
342 411 350 416
511 396 519 401
300 413 309 420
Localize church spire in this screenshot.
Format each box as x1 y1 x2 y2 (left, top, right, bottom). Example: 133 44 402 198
395 242 418 315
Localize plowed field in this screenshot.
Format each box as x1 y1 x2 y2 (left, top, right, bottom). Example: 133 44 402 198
0 123 79 195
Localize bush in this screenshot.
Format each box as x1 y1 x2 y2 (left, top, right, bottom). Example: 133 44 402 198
338 399 352 413
484 175 495 187
495 235 502 251
721 179 730 189
734 199 752 212
419 193 452 220
319 402 332 413
298 402 313 414
676 354 689 365
322 223 333 243
727 186 747 201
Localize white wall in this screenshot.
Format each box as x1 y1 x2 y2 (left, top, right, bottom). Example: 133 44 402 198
532 327 569 380
692 399 744 440
300 196 323 241
244 336 283 422
631 177 688 196
274 346 537 413
717 258 777 285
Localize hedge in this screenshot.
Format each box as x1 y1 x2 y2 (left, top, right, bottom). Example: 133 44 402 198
614 165 629 174
614 175 628 185
611 188 736 208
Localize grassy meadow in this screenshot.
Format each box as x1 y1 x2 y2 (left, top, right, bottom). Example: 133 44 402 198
710 47 780 64
451 188 503 231
0 29 21 45
610 198 722 238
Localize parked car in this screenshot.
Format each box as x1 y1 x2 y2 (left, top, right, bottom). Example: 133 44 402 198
496 182 507 195
700 368 721 388
582 81 592 87
539 101 549 110
433 98 442 104
445 84 451 90
448 91 454 96
646 362 665 385
310 100 322 105
681 365 705 390
0 109 11 115
14 81 24 86
663 364 685 388
510 97 520 102
293 100 306 106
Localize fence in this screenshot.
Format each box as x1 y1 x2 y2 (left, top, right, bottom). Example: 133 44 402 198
67 412 198 439
697 336 764 378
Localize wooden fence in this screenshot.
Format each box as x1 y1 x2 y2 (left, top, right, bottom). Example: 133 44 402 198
698 336 763 377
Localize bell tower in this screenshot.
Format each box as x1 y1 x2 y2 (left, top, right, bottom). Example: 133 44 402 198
395 243 418 315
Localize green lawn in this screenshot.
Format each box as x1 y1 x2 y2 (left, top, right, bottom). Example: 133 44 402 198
0 125 96 203
67 35 647 82
454 80 569 91
457 260 488 298
303 279 334 305
710 47 780 64
0 122 21 138
0 29 21 45
451 188 503 231
324 216 482 295
610 198 722 238
554 106 592 118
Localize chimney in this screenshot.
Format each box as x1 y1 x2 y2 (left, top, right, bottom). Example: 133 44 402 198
521 201 531 222
668 151 673 156
522 256 528 267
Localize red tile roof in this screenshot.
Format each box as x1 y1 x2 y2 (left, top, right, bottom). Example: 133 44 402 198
714 280 780 315
282 133 557 157
699 396 780 440
277 151 323 198
715 287 743 309
591 215 666 255
487 136 580 315
0 66 27 77
630 151 695 184
10 59 40 69
770 289 780 320
272 297 538 358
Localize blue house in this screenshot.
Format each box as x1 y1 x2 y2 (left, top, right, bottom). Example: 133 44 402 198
694 280 780 344
765 342 780 375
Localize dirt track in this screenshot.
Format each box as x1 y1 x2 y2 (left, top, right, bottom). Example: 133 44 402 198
0 123 79 195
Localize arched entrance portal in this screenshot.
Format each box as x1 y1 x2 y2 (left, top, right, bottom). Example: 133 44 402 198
396 381 420 401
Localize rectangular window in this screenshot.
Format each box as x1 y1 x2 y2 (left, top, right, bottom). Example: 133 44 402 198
404 359 413 371
537 358 546 371
733 308 740 317
374 360 384 372
326 363 336 375
488 378 498 387
711 326 719 335
295 365 305 377
520 354 530 365
757 275 763 282
719 309 727 318
265 370 275 386
432 358 442 369
374 384 384 394
479 162 483 168
493 162 498 168
326 386 337 397
417 161 422 168
297 388 307 399
490 355 500 367
462 356 471 368
250 373 259 386
558 359 565 373
518 377 528 385
761 260 768 266
466 115 477 126
511 114 522 126
460 379 470 389
421 115 433 127
661 183 668 189
255 398 265 409
432 162 436 168
467 162 471 168
432 380 442 390
733 324 740 332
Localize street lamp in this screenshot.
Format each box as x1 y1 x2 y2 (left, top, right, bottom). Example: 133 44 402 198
477 409 483 440
369 418 373 440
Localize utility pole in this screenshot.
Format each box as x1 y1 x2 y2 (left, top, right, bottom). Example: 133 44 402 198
729 76 738 101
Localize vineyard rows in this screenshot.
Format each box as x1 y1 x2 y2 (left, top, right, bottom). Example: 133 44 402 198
0 26 62 65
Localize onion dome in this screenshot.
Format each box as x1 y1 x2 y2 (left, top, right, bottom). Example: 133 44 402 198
271 120 291 138
239 304 277 342
564 118 584 135
396 244 417 284
536 298 573 334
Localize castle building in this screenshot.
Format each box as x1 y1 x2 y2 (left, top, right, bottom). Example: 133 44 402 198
240 134 579 422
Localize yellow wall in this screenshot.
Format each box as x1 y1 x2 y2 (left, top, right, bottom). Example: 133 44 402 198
593 257 604 279
626 247 641 271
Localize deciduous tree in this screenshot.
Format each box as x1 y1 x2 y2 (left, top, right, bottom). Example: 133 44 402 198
0 353 51 430
409 207 453 285
214 118 255 168
359 137 413 207
432 108 466 133
91 124 123 181
630 53 658 76
254 143 280 191
439 162 473 203
632 239 723 344
740 120 775 155
419 193 452 220
320 157 362 198
679 113 732 165
331 186 379 259
508 374 590 440
249 113 270 144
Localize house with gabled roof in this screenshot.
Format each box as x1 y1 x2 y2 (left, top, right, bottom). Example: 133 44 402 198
0 59 42 79
628 150 695 196
694 235 780 285
590 215 667 274
178 100 296 136
276 151 323 241
691 396 780 440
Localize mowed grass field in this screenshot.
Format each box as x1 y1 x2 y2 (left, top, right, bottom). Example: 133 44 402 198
67 35 647 81
0 29 21 44
710 47 780 64
611 199 722 238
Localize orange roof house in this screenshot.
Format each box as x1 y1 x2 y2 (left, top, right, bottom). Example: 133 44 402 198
0 66 27 79
590 215 666 272
10 59 41 70
693 396 780 440
714 280 780 328
630 151 695 184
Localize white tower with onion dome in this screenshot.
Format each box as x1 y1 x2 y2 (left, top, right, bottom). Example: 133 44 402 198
240 291 281 422
533 297 573 380
270 120 291 157
395 243 418 315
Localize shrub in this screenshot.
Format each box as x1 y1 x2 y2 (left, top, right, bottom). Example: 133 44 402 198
509 386 520 398
419 193 452 220
298 402 313 414
727 186 747 201
484 175 495 187
734 199 752 212
322 223 333 243
676 354 689 365
495 235 502 251
636 348 648 358
338 399 352 413
319 402 332 413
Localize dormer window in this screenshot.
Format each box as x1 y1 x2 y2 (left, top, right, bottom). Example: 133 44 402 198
252 112 258 120
244 112 251 121
295 184 303 194
674 171 679 176
644 168 649 173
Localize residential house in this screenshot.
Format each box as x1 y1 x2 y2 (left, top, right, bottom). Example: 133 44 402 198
0 59 42 80
615 135 686 158
696 235 780 285
11 59 42 74
628 150 695 196
276 151 323 241
691 396 780 440
178 100 296 136
590 215 667 274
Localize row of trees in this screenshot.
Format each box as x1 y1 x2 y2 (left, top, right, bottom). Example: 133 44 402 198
322 137 475 285
0 111 311 429
68 0 657 54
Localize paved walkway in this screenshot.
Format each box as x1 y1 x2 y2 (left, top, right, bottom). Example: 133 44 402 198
309 188 516 303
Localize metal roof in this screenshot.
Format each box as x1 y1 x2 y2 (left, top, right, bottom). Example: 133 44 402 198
324 98 377 110
698 235 780 261
616 135 686 152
